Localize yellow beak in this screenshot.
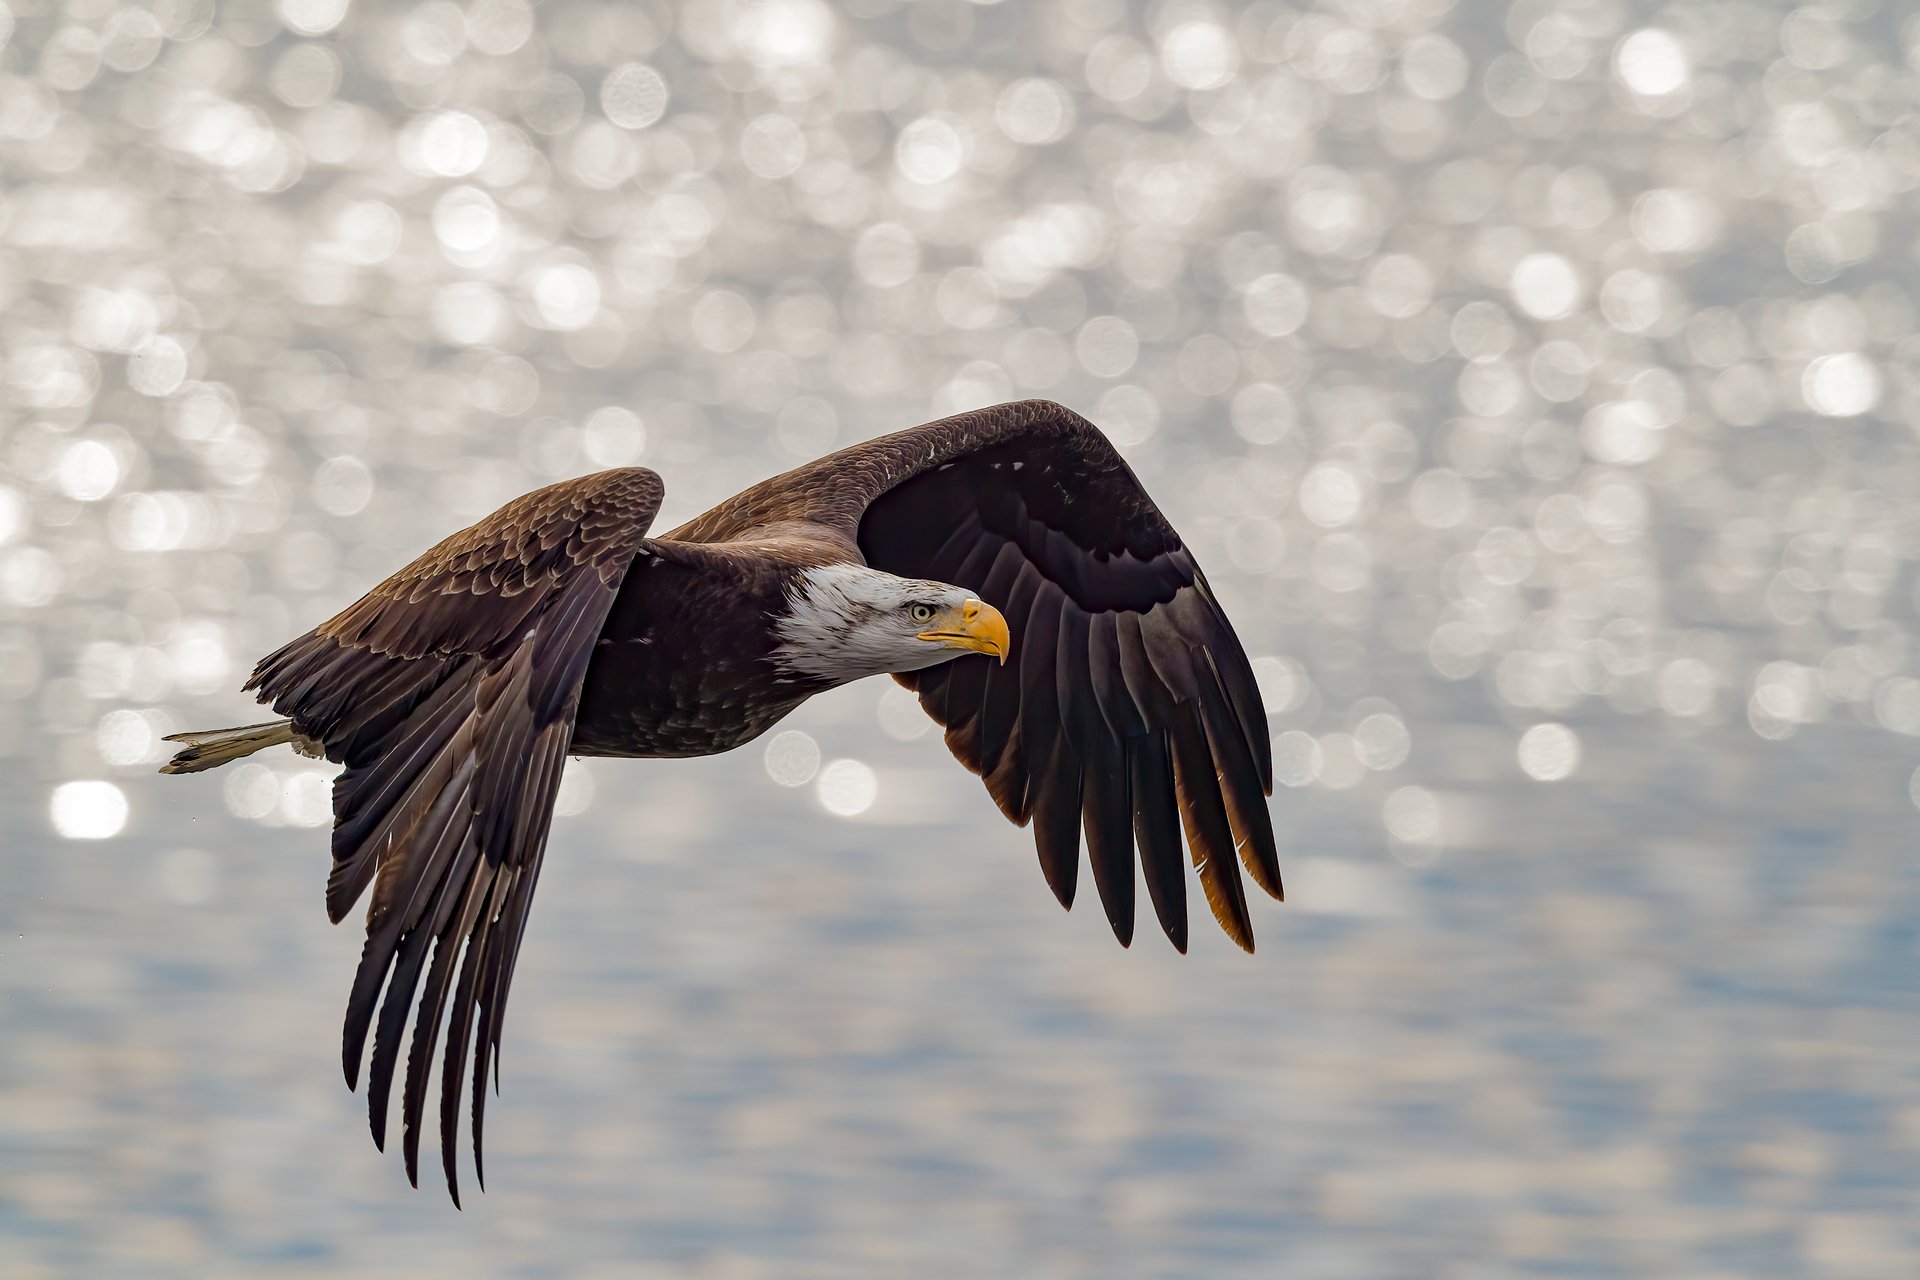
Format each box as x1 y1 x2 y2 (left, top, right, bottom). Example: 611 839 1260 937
918 599 1010 665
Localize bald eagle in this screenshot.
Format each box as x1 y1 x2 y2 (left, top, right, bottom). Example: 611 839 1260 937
162 400 1279 1201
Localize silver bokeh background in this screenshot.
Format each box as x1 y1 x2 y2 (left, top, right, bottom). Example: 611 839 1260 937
5 0 1920 1274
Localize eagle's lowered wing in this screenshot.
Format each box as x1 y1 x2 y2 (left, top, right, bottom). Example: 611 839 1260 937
246 467 664 1202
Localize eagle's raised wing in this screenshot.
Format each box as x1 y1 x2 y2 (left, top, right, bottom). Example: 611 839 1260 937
684 401 1278 952
246 467 663 1203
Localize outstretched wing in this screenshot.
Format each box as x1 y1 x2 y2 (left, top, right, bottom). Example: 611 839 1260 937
246 467 663 1203
680 401 1277 952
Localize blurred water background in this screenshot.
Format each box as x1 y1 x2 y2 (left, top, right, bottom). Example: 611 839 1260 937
4 0 1920 1274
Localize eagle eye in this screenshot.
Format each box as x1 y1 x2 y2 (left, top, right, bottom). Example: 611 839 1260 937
908 602 936 624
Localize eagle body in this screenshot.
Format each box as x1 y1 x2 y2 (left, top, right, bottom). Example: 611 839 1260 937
571 542 829 758
161 400 1280 1203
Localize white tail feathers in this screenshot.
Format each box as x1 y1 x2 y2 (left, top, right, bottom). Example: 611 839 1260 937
160 719 307 774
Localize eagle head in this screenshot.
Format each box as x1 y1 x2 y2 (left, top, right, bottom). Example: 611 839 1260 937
772 563 1010 686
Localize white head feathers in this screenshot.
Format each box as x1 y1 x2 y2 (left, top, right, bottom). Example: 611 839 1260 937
771 564 976 685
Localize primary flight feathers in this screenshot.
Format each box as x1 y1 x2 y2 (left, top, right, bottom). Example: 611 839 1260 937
162 399 1279 1203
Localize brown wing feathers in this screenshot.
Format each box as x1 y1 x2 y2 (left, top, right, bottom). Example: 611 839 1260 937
855 403 1279 953
245 469 661 1203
